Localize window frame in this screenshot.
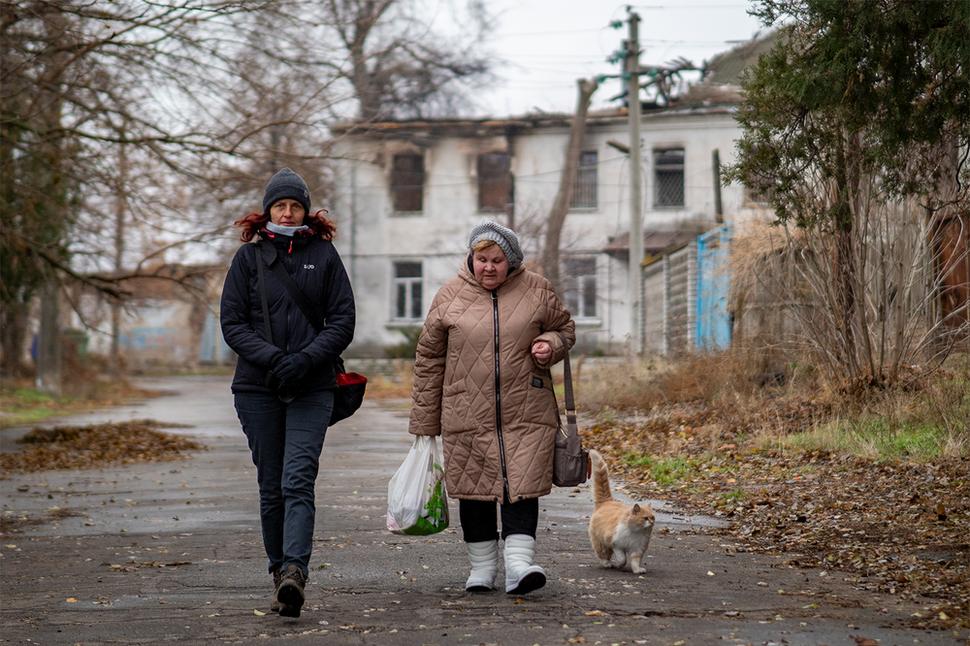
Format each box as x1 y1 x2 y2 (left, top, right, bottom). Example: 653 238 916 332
569 150 598 210
562 256 598 320
391 260 424 322
477 151 513 214
390 152 424 214
653 147 685 209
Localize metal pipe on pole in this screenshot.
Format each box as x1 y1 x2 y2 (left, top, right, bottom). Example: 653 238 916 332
626 9 643 356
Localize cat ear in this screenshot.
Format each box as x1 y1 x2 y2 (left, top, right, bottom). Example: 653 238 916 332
632 503 641 513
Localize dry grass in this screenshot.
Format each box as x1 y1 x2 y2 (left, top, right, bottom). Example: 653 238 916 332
0 379 164 429
578 348 814 416
582 350 970 630
364 364 414 400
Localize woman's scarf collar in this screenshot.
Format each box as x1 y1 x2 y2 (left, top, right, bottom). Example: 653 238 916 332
265 222 311 237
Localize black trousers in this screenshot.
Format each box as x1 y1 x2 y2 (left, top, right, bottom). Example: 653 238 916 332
459 497 539 543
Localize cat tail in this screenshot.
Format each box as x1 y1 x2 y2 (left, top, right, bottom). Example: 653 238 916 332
588 449 612 507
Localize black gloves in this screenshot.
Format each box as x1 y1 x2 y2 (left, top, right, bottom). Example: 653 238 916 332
272 352 313 386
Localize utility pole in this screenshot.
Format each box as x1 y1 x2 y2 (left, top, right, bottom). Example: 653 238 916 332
626 8 643 356
712 148 724 224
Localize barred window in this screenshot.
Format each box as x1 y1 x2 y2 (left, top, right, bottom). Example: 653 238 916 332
570 150 598 209
653 148 684 208
563 257 597 319
391 153 424 212
477 152 513 213
393 261 423 320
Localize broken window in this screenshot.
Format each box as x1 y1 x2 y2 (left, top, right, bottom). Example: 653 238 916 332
391 153 424 212
653 148 685 208
477 152 513 213
570 150 598 209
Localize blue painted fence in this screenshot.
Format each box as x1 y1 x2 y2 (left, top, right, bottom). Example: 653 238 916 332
695 225 732 350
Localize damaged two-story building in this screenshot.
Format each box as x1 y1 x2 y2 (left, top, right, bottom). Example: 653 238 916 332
329 82 767 356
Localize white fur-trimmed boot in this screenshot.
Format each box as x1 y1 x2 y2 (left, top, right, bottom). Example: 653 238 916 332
503 534 546 595
464 540 498 592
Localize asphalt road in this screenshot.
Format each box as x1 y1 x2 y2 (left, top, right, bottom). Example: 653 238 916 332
0 376 962 645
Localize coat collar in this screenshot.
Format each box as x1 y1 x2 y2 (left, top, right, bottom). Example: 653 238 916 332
458 257 526 292
256 229 315 265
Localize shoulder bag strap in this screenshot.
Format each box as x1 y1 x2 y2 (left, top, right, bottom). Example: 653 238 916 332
263 243 325 333
255 243 274 345
551 351 578 437
562 352 577 428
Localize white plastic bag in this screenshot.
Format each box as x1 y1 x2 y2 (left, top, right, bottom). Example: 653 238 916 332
386 435 449 535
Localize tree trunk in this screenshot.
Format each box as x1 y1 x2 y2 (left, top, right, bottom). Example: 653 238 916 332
0 304 29 378
833 133 859 383
540 78 598 292
110 138 128 376
33 12 69 394
931 134 969 335
37 282 61 395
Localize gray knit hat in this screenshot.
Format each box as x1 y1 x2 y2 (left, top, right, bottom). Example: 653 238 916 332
262 168 311 216
468 219 523 271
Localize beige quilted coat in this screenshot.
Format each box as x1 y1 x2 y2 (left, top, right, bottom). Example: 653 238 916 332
409 263 576 501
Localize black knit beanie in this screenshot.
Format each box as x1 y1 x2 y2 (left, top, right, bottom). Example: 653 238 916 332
262 168 311 216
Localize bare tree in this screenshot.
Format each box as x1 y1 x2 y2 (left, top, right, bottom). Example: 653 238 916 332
733 188 969 390
2 0 497 382
317 0 493 120
540 77 598 292
0 1 322 380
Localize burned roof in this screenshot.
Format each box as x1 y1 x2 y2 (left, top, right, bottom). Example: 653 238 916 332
331 103 737 139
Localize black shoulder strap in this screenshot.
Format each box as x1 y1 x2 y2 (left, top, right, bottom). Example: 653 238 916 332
262 242 325 333
255 244 274 345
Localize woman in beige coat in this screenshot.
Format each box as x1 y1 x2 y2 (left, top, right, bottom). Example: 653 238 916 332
409 220 576 595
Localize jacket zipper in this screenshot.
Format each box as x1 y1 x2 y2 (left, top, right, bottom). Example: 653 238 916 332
284 241 295 350
491 289 511 500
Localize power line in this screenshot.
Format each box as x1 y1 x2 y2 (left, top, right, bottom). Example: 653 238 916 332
493 27 610 38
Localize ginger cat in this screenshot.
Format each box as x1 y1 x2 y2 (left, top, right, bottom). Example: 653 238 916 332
587 449 655 574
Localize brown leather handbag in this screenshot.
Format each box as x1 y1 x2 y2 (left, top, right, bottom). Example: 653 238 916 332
552 353 590 487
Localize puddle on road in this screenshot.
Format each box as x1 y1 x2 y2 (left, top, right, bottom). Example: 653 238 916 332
546 487 730 530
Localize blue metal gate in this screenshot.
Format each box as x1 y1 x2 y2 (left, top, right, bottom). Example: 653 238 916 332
695 225 732 350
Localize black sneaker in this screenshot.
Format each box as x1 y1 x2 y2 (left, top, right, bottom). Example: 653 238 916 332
270 568 283 613
276 564 306 618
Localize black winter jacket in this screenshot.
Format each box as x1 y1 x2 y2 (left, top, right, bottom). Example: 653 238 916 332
220 231 355 394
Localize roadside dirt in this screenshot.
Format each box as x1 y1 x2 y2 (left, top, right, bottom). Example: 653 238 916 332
585 400 970 632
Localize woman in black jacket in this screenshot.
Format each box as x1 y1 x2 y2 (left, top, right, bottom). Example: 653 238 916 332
221 168 355 618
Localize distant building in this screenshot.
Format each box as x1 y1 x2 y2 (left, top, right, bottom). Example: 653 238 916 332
330 88 768 355
70 264 231 369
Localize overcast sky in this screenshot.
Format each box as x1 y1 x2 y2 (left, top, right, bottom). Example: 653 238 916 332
474 0 767 117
